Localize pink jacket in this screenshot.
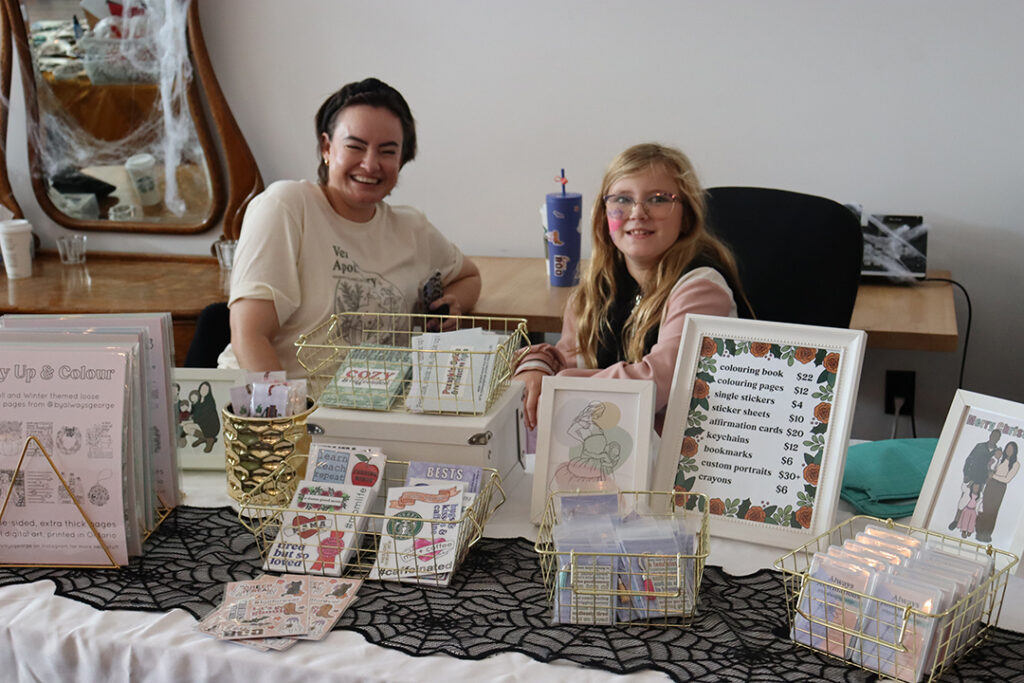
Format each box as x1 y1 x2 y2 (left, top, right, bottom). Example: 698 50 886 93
515 268 737 419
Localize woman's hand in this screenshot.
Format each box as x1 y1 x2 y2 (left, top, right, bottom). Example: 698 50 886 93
428 293 461 331
426 259 481 331
518 369 548 431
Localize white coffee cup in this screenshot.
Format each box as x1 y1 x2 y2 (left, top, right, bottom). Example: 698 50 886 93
0 219 34 279
125 153 161 206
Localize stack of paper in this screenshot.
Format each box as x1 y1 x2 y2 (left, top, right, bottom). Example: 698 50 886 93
263 480 378 576
197 574 361 651
320 346 411 410
0 341 136 565
1 313 179 508
370 483 465 585
0 313 180 566
405 329 506 413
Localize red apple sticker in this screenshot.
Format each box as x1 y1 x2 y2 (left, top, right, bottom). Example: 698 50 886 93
351 453 379 487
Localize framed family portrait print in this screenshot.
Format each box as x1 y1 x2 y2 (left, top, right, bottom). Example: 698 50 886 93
173 368 245 470
912 390 1024 570
654 315 866 547
530 376 655 523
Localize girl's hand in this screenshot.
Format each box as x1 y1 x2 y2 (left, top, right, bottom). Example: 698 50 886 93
518 369 547 431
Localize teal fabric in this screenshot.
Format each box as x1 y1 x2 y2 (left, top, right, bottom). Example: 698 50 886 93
840 438 939 519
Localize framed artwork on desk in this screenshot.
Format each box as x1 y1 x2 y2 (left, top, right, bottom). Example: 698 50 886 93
912 390 1024 573
530 376 655 524
173 368 245 470
653 315 866 548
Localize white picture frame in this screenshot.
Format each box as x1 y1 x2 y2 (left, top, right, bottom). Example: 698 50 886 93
172 368 245 470
653 314 866 547
911 390 1024 571
530 376 656 524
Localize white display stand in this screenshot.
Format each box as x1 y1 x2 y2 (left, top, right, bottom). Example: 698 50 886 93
308 381 526 480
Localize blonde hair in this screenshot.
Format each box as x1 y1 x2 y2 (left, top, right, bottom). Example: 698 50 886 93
573 143 745 366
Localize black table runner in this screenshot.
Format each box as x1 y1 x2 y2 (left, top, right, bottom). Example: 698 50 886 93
0 505 1020 681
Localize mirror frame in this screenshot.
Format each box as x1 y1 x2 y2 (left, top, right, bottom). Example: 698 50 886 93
0 0 22 219
0 0 262 238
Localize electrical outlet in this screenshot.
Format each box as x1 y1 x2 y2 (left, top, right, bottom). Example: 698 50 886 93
884 370 916 415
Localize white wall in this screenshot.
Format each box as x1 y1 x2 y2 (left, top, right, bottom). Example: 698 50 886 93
7 1 1023 438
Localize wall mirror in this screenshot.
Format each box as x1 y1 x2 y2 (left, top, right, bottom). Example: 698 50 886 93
1 0 261 237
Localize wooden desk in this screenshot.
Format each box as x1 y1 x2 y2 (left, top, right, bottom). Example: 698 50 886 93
0 254 956 367
471 257 959 352
0 252 228 366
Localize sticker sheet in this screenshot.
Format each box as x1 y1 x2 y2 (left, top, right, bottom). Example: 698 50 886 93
263 481 376 576
370 484 464 583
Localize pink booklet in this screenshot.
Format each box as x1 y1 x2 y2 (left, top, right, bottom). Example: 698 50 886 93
0 313 179 507
0 342 130 566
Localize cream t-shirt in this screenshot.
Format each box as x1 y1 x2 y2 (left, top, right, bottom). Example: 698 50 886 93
226 180 465 375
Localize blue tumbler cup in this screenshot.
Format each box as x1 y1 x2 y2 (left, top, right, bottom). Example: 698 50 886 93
545 193 582 286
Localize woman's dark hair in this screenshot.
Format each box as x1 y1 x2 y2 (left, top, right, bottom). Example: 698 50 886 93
1004 441 1018 465
315 77 417 183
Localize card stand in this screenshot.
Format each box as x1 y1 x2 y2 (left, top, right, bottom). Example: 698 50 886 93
774 515 1019 683
0 436 120 569
294 312 529 416
534 490 710 627
144 493 175 542
237 459 506 582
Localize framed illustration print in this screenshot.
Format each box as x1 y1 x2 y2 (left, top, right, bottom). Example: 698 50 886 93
530 376 656 523
653 315 866 547
911 390 1024 571
173 368 245 470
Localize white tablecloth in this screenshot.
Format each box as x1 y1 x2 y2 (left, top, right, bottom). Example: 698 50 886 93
0 466 1019 682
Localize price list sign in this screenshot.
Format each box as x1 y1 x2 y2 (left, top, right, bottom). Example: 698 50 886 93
672 334 852 537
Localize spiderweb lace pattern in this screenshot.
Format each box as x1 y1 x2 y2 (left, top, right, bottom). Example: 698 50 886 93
0 506 1019 681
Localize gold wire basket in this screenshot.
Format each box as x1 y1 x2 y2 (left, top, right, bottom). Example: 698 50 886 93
534 490 710 627
295 312 529 416
237 459 506 583
773 515 1019 683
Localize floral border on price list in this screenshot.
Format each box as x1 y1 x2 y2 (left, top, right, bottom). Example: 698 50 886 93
654 315 866 548
683 339 838 526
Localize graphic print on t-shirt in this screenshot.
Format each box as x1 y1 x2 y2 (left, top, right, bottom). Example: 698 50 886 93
332 246 405 345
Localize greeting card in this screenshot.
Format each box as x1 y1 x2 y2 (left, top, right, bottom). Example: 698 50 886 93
263 481 376 575
370 484 465 584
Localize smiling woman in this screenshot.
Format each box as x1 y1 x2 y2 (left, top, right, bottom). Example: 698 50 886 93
319 104 404 222
220 77 481 376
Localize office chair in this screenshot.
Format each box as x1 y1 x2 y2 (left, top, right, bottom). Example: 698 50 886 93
184 301 231 367
705 186 864 328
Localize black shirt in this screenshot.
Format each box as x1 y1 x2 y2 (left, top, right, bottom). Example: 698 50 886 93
595 252 750 367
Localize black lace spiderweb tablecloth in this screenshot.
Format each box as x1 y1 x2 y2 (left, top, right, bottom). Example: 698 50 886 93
1 505 1022 681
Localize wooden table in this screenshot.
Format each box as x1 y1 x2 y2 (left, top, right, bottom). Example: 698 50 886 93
1 252 228 366
0 254 957 367
470 256 959 351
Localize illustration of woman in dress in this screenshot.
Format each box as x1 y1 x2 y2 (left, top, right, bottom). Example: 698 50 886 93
551 401 629 491
975 441 1020 543
189 381 221 453
958 482 981 538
